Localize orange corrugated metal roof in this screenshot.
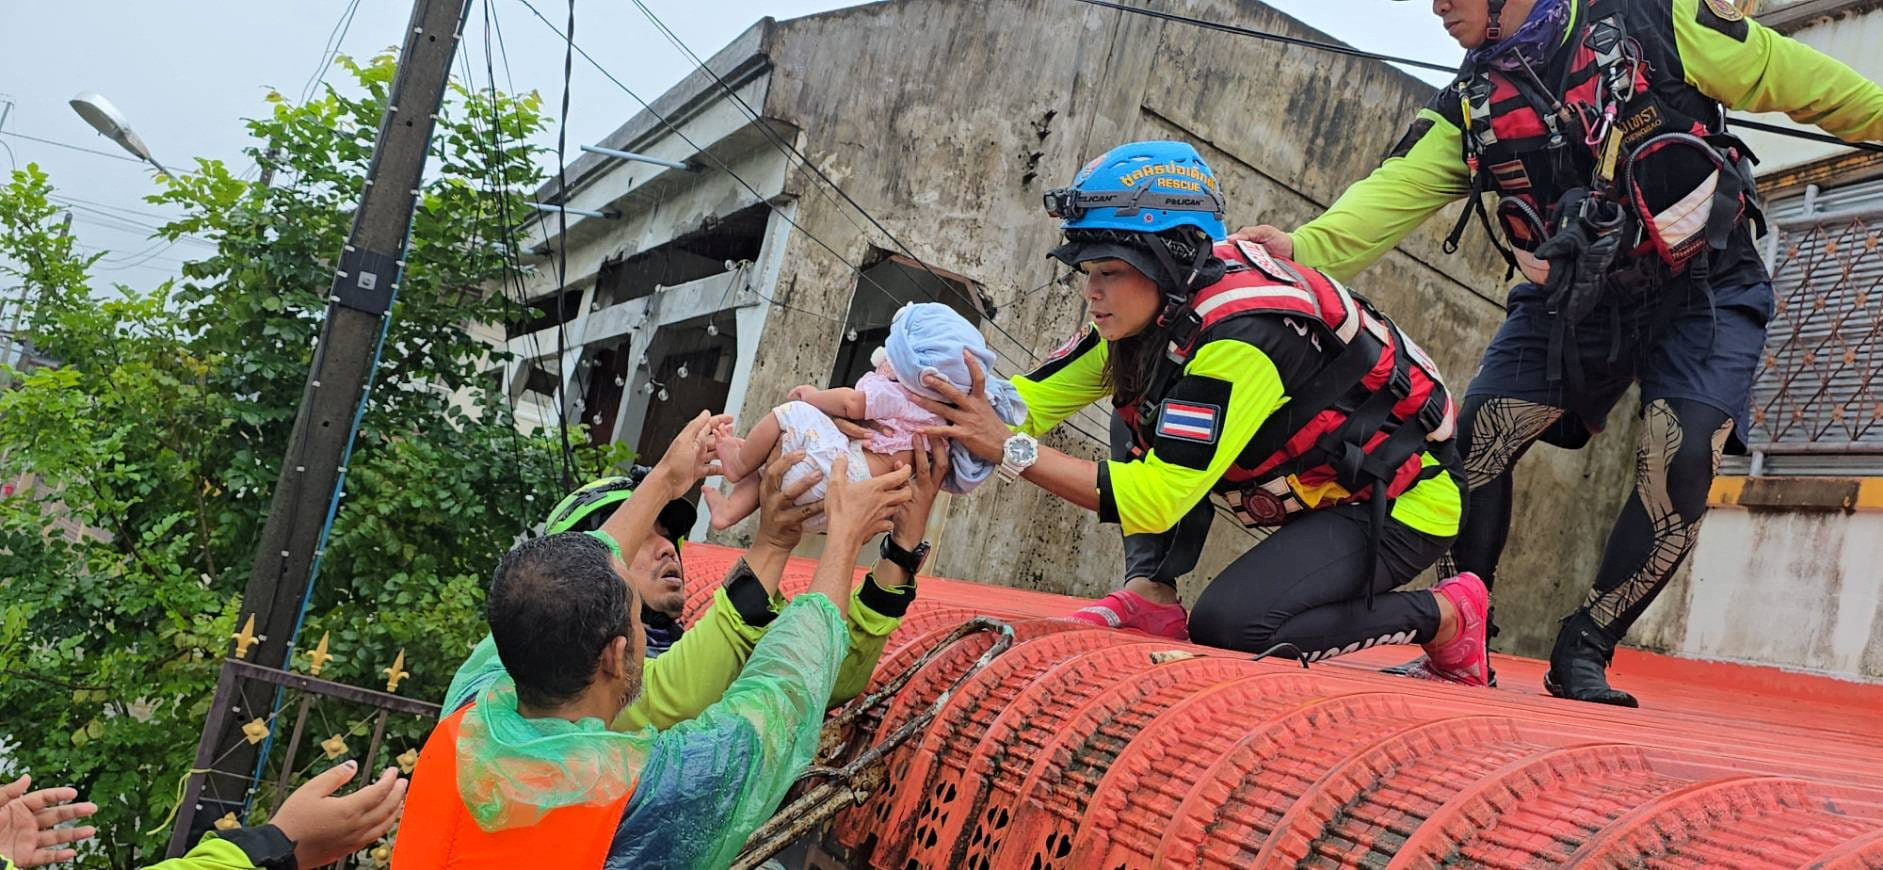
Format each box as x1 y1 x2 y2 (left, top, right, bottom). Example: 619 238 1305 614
679 544 1883 868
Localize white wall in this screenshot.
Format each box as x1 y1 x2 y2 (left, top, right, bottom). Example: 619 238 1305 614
1638 507 1883 679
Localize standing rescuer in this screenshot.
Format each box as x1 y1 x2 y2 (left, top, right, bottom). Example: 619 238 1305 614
1235 0 1883 705
921 141 1494 685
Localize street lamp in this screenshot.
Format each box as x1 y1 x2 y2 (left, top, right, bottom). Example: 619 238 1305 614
68 91 172 177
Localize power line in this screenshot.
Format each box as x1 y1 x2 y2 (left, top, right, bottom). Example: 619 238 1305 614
300 0 367 105
628 0 996 324
0 130 147 165
462 0 551 524
1071 0 1883 153
546 0 580 489
47 193 182 225
1071 0 1458 73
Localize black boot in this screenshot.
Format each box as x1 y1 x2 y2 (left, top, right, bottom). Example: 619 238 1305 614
1543 610 1637 707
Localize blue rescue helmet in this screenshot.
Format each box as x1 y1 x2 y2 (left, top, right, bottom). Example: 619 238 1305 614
1043 141 1227 297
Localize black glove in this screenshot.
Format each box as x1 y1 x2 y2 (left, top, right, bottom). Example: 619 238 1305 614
1536 190 1624 327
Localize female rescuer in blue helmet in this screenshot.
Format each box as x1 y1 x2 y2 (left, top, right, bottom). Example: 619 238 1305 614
920 141 1492 683
1235 0 1883 707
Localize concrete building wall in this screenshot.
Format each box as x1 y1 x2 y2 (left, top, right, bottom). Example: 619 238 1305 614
731 0 1640 656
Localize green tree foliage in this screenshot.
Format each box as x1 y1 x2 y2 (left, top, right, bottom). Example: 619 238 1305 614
0 55 613 865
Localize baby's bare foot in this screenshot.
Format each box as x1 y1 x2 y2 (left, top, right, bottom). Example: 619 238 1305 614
703 488 740 530
715 434 751 482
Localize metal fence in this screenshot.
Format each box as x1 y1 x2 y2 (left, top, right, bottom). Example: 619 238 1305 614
168 654 440 866
1746 202 1883 470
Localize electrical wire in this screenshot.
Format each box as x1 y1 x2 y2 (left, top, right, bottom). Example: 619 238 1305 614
1070 0 1883 153
544 0 580 490
300 0 367 105
0 130 148 165
462 1 551 525
628 0 995 321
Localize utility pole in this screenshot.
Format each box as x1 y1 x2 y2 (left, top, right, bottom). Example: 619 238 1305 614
184 0 472 841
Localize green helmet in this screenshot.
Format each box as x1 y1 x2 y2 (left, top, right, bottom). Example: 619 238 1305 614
543 468 697 548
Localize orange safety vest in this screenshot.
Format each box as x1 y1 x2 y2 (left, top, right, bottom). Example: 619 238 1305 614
390 704 637 869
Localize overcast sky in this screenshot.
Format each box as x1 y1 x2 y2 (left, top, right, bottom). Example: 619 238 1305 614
0 0 1462 289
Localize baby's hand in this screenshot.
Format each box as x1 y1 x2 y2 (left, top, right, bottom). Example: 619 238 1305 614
787 384 817 402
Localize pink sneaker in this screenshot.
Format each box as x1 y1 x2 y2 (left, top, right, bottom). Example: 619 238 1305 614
1407 572 1491 688
1066 589 1190 641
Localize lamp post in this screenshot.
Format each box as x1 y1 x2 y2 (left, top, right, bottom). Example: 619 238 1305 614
68 91 172 177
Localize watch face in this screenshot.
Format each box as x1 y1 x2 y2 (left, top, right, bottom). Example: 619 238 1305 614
1007 437 1038 464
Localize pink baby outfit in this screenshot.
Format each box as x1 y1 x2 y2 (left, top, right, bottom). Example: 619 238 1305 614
855 368 944 455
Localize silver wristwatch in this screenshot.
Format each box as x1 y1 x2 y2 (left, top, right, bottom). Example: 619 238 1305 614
998 433 1039 481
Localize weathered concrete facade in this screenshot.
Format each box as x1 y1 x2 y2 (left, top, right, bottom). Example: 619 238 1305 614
499 0 1642 657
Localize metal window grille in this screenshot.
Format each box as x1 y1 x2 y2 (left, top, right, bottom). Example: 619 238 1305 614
1742 177 1883 474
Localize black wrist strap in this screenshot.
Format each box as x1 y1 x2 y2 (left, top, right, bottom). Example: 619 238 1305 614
880 535 929 576
858 572 917 617
219 825 298 870
722 559 777 627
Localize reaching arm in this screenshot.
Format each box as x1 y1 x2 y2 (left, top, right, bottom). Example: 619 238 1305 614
607 458 908 869
1290 106 1473 282
921 339 1289 536
1672 0 1883 143
596 410 728 568
614 447 826 732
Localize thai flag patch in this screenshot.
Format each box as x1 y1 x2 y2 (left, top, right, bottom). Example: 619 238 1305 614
1157 401 1220 444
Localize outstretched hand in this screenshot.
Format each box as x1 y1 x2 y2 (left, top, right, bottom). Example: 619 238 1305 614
651 410 733 495
892 435 950 549
0 776 97 868
823 456 913 550
915 351 1010 463
271 760 406 869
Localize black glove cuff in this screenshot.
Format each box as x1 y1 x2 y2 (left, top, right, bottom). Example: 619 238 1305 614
219 824 298 870
858 573 916 618
722 559 777 627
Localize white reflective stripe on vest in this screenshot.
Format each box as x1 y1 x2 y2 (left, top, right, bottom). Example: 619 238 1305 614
1193 285 1320 320
1323 277 1364 345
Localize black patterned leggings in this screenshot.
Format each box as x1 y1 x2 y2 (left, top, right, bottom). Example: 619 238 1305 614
1450 395 1729 636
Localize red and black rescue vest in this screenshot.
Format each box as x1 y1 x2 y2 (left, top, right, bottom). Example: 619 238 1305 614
1125 240 1458 527
1449 0 1762 281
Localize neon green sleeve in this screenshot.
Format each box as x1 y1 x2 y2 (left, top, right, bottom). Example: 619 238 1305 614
614 590 758 731
1291 108 1472 283
1103 340 1288 536
139 836 259 869
623 593 848 869
1012 326 1111 437
1672 0 1883 142
832 578 905 703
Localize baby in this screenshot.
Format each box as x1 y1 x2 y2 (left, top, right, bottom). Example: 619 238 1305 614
705 302 1027 531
